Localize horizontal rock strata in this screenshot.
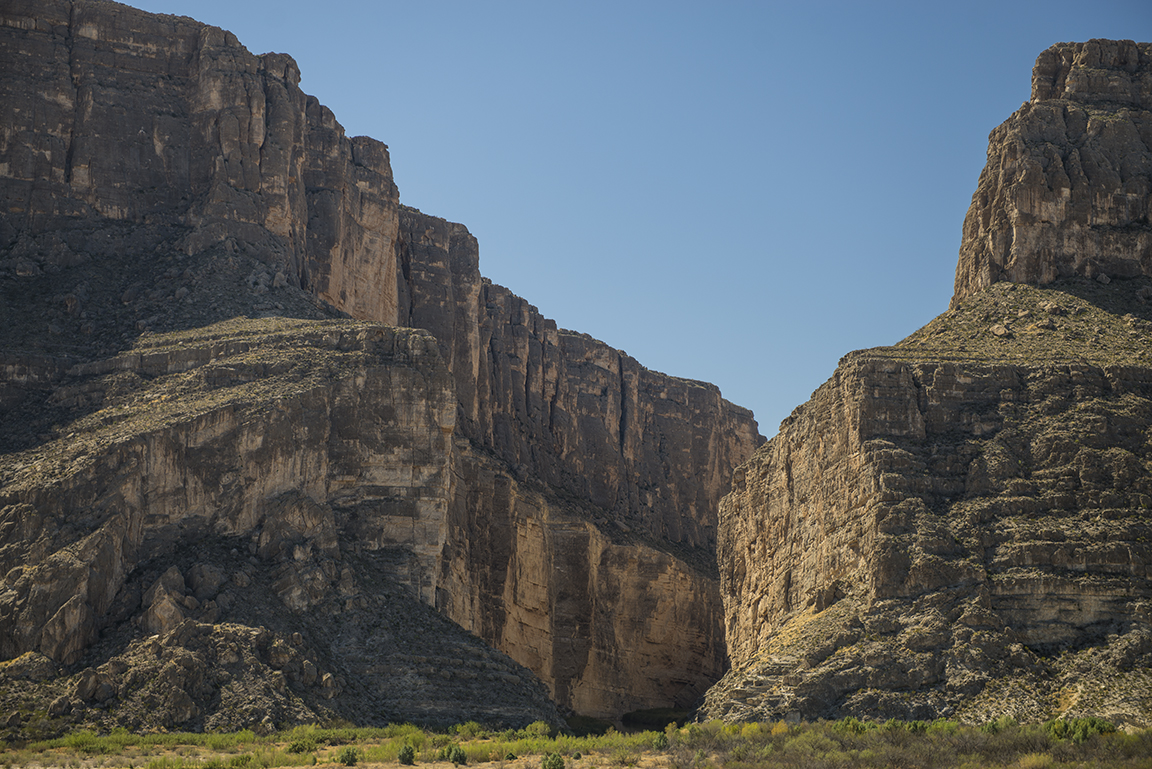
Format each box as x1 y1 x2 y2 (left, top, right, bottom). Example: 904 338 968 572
0 320 562 731
397 207 762 716
702 279 1152 726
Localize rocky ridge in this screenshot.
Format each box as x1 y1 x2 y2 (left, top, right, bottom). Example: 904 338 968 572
0 0 762 730
702 40 1152 727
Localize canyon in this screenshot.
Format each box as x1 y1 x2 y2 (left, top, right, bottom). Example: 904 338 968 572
2 0 1151 736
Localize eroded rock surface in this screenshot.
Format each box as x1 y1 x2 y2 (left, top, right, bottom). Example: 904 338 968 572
0 321 562 732
705 38 1152 727
0 0 762 727
397 206 760 716
0 0 400 329
703 263 1152 728
953 39 1152 304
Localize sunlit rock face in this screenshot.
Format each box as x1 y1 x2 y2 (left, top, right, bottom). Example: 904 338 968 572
952 40 1152 306
397 207 762 716
704 39 1152 728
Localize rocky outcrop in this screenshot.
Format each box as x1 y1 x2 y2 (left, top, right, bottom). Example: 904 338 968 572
704 183 1152 723
0 0 763 725
0 320 563 731
704 39 1152 725
952 39 1152 305
398 207 760 553
396 207 761 716
441 447 727 719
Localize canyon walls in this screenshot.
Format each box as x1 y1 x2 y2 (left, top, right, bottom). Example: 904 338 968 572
703 40 1152 726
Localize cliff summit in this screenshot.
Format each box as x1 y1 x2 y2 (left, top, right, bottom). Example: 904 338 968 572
953 39 1152 305
702 39 1152 728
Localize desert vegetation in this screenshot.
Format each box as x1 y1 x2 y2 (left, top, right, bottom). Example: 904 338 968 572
1 717 1150 769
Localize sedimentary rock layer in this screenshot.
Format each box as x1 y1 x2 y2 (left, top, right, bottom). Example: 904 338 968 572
0 0 763 722
0 0 400 324
703 279 1152 726
397 207 761 715
0 320 563 730
953 39 1152 305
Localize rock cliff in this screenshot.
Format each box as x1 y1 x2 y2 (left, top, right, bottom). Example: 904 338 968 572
0 0 762 730
703 40 1152 727
953 40 1152 304
394 206 759 717
0 320 562 731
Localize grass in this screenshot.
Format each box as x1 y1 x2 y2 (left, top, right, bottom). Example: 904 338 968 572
2 718 1151 769
869 277 1152 369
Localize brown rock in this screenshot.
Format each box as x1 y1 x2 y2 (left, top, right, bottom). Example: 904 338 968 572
0 0 762 725
952 40 1152 306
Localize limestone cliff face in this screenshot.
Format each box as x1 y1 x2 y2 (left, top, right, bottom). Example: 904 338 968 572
703 37 1152 723
0 0 399 325
398 207 761 553
953 39 1152 305
704 281 1152 725
441 448 727 719
397 207 760 715
0 320 563 729
0 0 763 725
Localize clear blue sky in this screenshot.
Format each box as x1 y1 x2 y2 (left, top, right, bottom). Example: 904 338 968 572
131 0 1149 436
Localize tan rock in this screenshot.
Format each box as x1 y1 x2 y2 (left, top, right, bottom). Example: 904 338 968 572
952 40 1152 306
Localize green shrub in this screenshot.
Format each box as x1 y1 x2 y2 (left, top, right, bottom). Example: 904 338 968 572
541 753 565 769
336 747 358 766
228 755 252 768
398 744 416 766
651 732 669 750
1044 717 1115 743
454 722 486 739
831 717 872 735
521 721 553 738
447 745 467 765
287 739 316 754
981 715 1018 735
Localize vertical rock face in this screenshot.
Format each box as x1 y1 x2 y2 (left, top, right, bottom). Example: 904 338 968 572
397 207 762 715
0 0 764 725
952 40 1152 305
0 0 399 325
704 38 1152 725
398 207 762 553
705 286 1152 725
0 321 564 730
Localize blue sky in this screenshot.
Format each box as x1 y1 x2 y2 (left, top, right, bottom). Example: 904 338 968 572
131 0 1149 436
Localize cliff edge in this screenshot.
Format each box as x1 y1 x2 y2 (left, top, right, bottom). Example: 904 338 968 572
953 40 1152 305
0 0 763 731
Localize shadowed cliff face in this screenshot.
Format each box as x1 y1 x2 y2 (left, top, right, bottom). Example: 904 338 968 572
0 0 763 727
703 38 1152 727
952 39 1152 305
0 0 399 327
0 321 564 731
